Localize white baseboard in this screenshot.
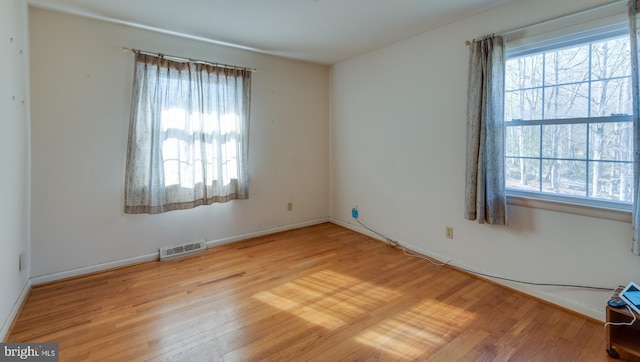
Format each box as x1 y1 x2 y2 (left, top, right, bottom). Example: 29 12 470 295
31 218 330 286
205 218 330 248
30 253 158 286
329 217 380 241
329 217 606 322
1 279 32 342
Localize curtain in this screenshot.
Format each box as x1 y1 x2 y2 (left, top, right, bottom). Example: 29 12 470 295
630 0 640 254
464 36 507 225
125 53 252 214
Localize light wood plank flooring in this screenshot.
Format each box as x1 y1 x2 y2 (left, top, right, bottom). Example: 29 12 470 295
7 223 622 361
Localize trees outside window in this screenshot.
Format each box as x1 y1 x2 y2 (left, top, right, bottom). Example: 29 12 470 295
505 33 633 206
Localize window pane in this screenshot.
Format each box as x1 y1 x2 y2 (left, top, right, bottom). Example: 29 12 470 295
541 160 586 196
164 160 179 186
589 161 633 202
543 83 589 119
162 107 187 131
591 37 631 80
544 45 590 85
221 113 240 135
541 124 586 159
179 160 193 188
505 89 543 121
506 54 543 91
590 78 632 117
193 139 204 186
162 144 180 186
506 125 540 157
589 122 633 161
210 138 221 180
178 139 194 188
506 158 540 191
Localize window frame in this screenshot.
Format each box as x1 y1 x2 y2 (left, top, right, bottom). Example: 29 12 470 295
504 27 634 216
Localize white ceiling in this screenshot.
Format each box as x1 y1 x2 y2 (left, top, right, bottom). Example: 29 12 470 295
28 0 513 64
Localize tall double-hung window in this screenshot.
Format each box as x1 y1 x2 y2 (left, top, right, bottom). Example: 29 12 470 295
504 12 633 211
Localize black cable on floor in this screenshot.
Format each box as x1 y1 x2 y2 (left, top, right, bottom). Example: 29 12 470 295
352 216 614 292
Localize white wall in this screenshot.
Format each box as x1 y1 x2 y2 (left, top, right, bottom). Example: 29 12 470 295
0 0 30 340
330 0 640 320
29 8 329 279
26 0 640 325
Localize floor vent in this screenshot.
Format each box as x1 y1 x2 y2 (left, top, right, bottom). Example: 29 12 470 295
159 240 206 261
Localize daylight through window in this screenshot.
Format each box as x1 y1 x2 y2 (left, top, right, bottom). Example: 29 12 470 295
505 31 633 208
124 53 252 214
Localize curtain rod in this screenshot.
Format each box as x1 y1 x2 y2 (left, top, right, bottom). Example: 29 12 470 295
120 47 257 72
464 0 626 45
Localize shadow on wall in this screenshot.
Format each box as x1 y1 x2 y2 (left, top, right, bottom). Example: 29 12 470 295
505 204 537 235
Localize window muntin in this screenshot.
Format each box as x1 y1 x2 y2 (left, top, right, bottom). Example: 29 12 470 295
505 33 633 207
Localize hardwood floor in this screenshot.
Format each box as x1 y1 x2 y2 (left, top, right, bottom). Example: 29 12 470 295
6 223 621 361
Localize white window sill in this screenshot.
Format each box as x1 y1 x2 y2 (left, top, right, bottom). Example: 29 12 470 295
507 194 632 223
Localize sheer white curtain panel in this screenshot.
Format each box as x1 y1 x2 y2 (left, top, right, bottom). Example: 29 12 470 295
124 53 251 214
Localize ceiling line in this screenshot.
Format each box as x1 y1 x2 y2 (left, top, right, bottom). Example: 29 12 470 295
26 0 269 56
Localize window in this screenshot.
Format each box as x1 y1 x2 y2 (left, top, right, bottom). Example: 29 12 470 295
124 53 252 214
504 30 633 210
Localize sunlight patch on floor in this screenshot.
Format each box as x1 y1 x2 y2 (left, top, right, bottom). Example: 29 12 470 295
253 269 400 329
354 298 477 359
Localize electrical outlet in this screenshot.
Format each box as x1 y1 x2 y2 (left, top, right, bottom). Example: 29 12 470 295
445 226 453 239
287 202 293 211
352 206 359 219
